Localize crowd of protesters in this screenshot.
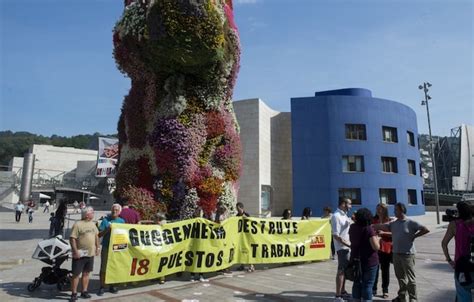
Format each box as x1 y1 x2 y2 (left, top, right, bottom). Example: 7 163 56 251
14 195 471 301
329 198 433 302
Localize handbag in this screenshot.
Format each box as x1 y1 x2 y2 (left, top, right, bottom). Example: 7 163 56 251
345 257 362 282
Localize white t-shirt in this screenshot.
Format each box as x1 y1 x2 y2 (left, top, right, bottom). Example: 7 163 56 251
15 203 24 212
331 208 351 251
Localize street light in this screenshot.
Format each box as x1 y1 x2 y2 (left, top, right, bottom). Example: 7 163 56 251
419 82 440 224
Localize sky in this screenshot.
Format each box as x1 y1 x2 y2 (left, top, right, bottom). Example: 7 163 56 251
1 0 472 137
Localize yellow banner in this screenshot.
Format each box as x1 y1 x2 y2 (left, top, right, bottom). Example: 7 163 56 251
105 217 331 284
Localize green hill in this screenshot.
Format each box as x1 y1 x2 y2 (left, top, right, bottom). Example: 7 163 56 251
0 131 117 166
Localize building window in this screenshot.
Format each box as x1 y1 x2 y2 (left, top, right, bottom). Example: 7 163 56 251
407 131 415 146
408 189 417 204
345 124 366 140
338 188 362 205
379 188 397 205
382 126 398 143
381 156 398 173
261 185 272 214
408 160 417 175
342 156 365 172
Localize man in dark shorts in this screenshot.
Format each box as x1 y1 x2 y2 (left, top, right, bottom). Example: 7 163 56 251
331 197 353 301
69 206 99 302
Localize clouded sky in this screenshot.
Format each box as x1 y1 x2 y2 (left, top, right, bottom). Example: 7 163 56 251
1 0 472 137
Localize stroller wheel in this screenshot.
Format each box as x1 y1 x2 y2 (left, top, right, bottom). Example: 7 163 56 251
27 278 41 292
57 277 71 291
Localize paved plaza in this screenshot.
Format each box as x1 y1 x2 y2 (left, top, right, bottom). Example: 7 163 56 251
0 204 458 301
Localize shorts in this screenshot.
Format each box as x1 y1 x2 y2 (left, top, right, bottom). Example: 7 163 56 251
100 247 108 273
337 249 350 273
72 257 94 276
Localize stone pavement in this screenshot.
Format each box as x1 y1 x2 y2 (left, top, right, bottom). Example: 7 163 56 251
0 204 459 301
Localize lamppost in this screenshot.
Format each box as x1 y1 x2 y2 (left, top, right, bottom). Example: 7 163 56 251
81 180 89 204
419 82 440 224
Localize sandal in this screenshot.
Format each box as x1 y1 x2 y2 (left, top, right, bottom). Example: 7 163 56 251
383 293 389 298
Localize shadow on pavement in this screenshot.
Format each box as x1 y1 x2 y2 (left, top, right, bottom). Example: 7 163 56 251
234 290 392 301
0 206 14 213
1 282 71 301
423 261 453 274
0 229 50 241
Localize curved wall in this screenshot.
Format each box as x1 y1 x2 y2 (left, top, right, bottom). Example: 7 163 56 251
291 88 424 216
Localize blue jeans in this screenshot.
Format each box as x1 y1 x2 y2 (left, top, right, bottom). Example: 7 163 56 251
352 264 378 301
455 272 474 302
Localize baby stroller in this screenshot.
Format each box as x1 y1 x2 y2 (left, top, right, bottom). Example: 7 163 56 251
27 235 72 292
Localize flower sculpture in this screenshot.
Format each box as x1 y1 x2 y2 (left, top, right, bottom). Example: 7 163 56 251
114 0 242 220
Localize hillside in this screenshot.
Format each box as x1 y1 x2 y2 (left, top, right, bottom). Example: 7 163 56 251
0 131 117 166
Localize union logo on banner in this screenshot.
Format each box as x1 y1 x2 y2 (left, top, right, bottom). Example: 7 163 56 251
309 235 325 248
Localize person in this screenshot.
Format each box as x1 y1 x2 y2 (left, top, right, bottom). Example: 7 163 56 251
372 203 393 298
49 212 56 237
301 207 312 220
27 200 36 223
28 206 34 223
69 207 99 302
331 197 352 302
282 209 292 220
43 200 50 213
236 202 250 217
119 197 141 224
349 208 380 301
27 199 35 209
14 201 25 222
190 207 208 282
322 206 336 259
374 202 429 302
441 201 474 302
236 202 255 272
155 212 167 284
73 200 79 213
98 203 125 296
215 201 229 223
215 202 232 275
54 201 68 237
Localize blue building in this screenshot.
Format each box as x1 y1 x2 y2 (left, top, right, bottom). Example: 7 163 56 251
291 88 424 216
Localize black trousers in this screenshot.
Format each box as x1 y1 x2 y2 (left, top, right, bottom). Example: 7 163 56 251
373 251 392 294
15 211 22 222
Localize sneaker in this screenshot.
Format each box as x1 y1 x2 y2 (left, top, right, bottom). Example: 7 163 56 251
70 293 78 302
340 291 351 298
334 297 344 302
97 288 105 296
80 291 91 299
199 275 207 282
109 286 118 294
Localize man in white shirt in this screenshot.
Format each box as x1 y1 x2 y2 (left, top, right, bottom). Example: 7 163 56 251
43 200 50 213
331 197 352 302
14 202 25 222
